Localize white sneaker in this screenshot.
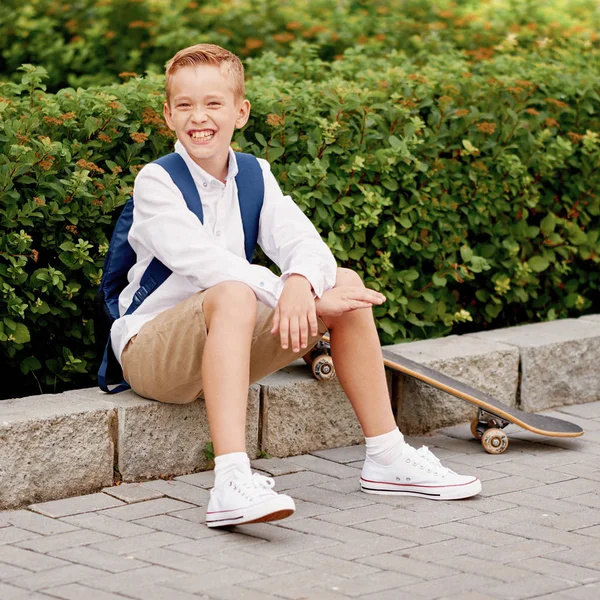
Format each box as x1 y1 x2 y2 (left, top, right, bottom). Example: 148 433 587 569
206 470 295 527
360 444 481 500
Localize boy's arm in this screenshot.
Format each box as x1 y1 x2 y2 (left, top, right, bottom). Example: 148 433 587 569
256 160 338 298
130 163 283 306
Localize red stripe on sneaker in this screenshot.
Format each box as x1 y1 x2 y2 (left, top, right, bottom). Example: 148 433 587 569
360 477 479 489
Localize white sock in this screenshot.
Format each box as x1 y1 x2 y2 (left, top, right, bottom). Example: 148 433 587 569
214 452 251 486
365 427 406 466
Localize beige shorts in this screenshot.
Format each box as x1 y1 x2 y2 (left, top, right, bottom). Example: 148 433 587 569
121 290 327 404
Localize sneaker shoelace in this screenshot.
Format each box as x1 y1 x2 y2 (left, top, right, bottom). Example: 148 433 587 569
416 445 456 476
229 472 277 501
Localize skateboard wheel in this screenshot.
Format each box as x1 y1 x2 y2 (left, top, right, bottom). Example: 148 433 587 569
470 418 484 440
481 428 508 454
312 355 335 381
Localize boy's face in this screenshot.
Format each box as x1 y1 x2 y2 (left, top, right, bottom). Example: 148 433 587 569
164 64 250 178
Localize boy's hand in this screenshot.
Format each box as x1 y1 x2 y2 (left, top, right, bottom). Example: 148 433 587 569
315 286 386 318
271 275 318 352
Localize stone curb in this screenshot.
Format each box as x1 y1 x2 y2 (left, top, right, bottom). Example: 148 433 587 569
1 315 599 509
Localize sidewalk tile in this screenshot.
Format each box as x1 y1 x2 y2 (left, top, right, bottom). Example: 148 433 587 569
357 553 455 579
5 564 107 591
403 573 491 598
83 565 186 593
279 550 380 578
29 494 124 518
174 472 214 489
60 513 155 538
99 498 194 521
484 574 577 599
129 548 225 574
164 566 263 594
250 457 306 476
140 480 209 505
102 484 164 504
131 515 214 539
0 545 71 571
0 527 39 545
15 530 115 554
50 546 149 573
209 549 305 576
90 532 188 556
5 511 78 535
42 583 130 600
517 557 600 584
285 454 361 479
311 445 366 464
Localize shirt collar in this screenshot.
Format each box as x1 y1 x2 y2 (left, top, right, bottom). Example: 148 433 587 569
174 139 238 185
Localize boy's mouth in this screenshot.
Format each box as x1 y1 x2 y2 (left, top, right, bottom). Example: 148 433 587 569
189 129 215 142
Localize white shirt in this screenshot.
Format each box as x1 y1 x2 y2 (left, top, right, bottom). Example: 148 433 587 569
110 141 337 365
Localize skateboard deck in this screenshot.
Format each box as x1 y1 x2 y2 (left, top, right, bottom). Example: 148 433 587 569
307 336 584 454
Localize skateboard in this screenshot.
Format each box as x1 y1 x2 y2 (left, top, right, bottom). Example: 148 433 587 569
306 336 584 454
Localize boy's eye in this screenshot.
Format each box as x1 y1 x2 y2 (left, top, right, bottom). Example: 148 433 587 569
208 102 222 107
177 103 191 108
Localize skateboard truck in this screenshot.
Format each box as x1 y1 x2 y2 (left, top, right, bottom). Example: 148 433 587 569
305 340 335 381
471 409 510 454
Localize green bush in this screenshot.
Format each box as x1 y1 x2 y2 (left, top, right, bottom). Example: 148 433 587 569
1 41 599 398
2 0 600 91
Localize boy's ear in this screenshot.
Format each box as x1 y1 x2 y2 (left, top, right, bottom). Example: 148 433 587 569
235 99 251 129
163 102 176 131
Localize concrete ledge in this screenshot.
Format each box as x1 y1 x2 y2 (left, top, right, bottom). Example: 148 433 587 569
72 386 260 483
2 315 599 508
259 361 364 457
470 317 600 412
0 394 115 509
386 335 520 435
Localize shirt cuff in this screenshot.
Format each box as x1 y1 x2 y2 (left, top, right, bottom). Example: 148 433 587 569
281 268 324 298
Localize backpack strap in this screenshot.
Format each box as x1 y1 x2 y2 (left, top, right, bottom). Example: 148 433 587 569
235 152 264 262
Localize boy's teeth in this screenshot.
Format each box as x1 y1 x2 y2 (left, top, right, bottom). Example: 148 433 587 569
191 130 214 140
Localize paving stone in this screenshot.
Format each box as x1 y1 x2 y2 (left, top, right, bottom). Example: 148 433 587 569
15 530 115 554
479 475 545 497
167 532 266 557
558 403 600 419
577 525 600 539
494 491 585 514
131 515 215 540
98 498 194 521
271 470 334 491
259 364 363 457
41 583 128 600
5 511 79 536
558 583 600 600
249 457 306 476
500 522 597 547
101 484 164 504
471 319 600 411
90 532 188 556
357 552 454 579
49 546 149 574
5 564 107 591
285 455 361 479
0 393 115 510
387 502 484 527
401 537 490 562
317 570 421 598
311 445 367 464
354 519 453 545
485 573 577 599
121 584 211 600
59 514 155 538
0 562 33 579
402 573 491 598
29 494 124 518
473 540 569 564
207 549 304 576
0 526 40 545
570 493 600 509
316 535 415 561
545 542 600 567
437 555 532 583
0 545 71 571
164 566 263 594
83 565 186 593
314 503 396 526
238 568 346 597
128 548 224 574
277 517 381 543
205 587 282 600
139 480 209 506
486 461 577 484
388 335 519 434
0 582 54 599
286 485 373 510
284 499 340 522
517 557 600 584
527 478 599 499
174 472 215 489
429 521 525 547
279 550 379 578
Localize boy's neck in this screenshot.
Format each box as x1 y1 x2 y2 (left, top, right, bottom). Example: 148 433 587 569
188 151 229 184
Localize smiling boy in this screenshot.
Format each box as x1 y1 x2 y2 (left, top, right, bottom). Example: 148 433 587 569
111 44 481 528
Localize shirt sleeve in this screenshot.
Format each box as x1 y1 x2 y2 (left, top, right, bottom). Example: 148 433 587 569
130 163 283 307
256 159 338 298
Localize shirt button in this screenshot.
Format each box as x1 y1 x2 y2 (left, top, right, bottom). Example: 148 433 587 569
259 281 265 287
202 182 208 188
215 230 221 237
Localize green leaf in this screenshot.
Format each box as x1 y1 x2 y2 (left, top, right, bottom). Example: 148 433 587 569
13 323 30 344
407 298 427 313
529 256 550 272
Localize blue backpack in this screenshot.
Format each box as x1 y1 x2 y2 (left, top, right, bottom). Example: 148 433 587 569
95 151 264 394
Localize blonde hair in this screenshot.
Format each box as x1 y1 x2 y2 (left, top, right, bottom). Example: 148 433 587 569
165 43 245 104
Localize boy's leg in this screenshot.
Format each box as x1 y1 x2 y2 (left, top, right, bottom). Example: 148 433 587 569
320 268 481 500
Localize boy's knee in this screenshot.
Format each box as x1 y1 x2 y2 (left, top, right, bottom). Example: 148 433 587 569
335 267 363 288
204 281 258 327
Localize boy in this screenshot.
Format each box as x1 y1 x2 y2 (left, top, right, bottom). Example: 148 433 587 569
111 44 481 528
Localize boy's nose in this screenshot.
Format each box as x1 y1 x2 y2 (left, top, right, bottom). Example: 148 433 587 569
191 108 208 123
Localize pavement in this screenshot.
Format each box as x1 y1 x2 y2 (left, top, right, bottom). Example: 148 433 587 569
1 402 599 600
